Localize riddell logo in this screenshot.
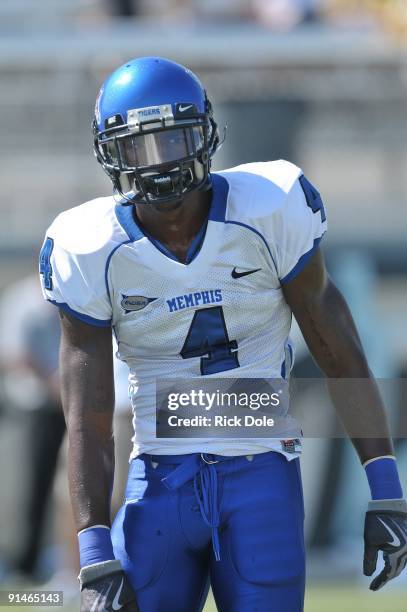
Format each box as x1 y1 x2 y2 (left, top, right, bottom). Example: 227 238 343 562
139 108 161 117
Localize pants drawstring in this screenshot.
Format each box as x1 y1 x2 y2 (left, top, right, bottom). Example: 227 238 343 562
161 453 222 561
193 462 221 561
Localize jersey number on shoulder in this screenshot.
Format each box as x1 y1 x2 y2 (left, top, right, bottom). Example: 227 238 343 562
39 237 54 290
299 175 326 223
181 306 239 375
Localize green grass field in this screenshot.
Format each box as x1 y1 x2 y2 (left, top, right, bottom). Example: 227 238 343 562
4 585 407 611
205 586 407 612
304 585 407 612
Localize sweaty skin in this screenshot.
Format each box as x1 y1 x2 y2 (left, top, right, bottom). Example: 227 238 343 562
282 248 393 463
134 186 212 263
60 198 392 534
59 310 115 530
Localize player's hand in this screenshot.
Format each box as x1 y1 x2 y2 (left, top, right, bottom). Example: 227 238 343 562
363 499 407 591
79 560 139 611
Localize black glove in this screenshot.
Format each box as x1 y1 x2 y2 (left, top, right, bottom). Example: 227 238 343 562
364 498 407 591
79 560 139 611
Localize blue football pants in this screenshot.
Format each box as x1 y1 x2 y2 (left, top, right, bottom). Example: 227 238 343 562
112 451 305 612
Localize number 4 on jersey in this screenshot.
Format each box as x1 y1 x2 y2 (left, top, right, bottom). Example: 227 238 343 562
299 175 326 223
181 306 239 375
39 237 54 290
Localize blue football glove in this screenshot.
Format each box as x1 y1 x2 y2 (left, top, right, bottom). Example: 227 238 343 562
79 560 139 611
364 499 407 591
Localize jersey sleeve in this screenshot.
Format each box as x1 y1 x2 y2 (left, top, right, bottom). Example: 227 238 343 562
39 223 112 327
274 174 327 284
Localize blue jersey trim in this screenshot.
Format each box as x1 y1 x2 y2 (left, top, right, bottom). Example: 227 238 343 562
288 343 293 368
113 173 228 264
139 223 208 264
299 174 326 223
47 299 111 327
185 220 208 263
115 209 208 265
104 240 133 304
209 173 229 222
224 220 278 275
142 229 178 262
280 235 323 285
115 204 145 242
281 342 294 379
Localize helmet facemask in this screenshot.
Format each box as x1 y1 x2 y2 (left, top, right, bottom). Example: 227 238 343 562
93 100 219 206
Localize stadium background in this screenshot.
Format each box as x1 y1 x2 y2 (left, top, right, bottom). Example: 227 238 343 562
0 1 406 610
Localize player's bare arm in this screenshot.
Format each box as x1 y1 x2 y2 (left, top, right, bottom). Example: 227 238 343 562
283 248 407 590
59 310 115 529
282 247 392 462
59 311 138 611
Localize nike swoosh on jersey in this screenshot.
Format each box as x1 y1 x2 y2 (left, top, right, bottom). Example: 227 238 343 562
378 517 402 547
112 577 124 611
178 104 193 112
231 267 261 279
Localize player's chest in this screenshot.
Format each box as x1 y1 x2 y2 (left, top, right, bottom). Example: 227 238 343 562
108 225 287 355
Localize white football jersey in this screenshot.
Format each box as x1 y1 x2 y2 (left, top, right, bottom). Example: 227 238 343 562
40 160 327 460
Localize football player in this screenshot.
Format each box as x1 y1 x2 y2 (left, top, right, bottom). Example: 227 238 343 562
39 57 407 611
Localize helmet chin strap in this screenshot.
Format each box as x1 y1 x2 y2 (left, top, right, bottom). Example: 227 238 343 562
142 166 192 197
115 158 209 206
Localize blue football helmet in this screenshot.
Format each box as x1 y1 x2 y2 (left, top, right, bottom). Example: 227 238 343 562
93 57 221 205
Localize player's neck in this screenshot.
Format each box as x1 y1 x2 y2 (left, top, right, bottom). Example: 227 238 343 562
133 188 212 263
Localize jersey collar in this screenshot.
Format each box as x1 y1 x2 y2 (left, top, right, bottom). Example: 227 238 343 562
114 173 229 264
